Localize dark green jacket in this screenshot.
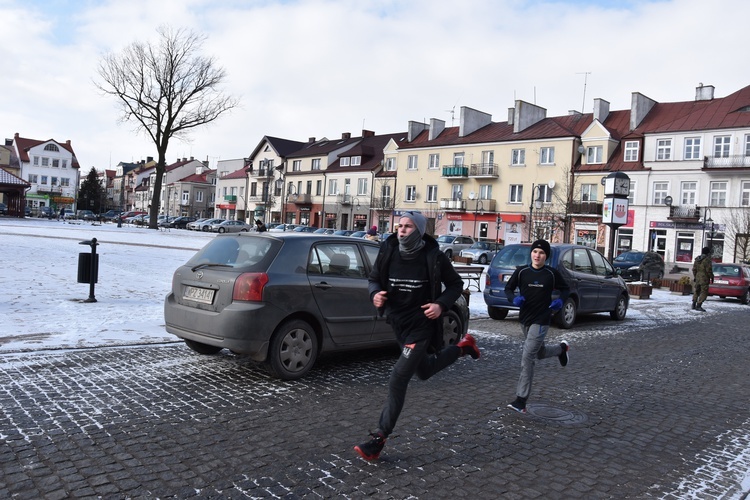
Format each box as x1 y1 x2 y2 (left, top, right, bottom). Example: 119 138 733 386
692 254 714 285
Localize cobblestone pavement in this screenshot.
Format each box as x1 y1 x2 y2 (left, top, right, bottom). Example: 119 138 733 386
1 309 749 499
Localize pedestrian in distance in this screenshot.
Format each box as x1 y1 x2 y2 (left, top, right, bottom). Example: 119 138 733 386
365 225 379 241
692 246 714 312
504 239 571 414
255 219 267 232
58 207 65 221
353 211 481 461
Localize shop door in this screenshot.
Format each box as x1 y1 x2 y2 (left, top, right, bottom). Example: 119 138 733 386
649 229 667 258
478 222 488 239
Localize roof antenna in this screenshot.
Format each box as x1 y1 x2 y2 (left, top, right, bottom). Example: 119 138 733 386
446 105 456 127
576 71 591 113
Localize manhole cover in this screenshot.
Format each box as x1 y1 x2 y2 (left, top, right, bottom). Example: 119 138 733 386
526 403 589 426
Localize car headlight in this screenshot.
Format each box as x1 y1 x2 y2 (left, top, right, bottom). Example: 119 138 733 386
627 265 639 271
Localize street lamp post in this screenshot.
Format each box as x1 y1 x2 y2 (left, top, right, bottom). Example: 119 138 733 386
495 215 502 243
702 207 713 250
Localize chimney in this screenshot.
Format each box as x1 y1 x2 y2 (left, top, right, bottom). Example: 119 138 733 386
630 92 657 130
309 137 316 142
362 129 375 137
4 138 11 146
459 106 492 137
695 84 715 101
407 121 429 142
512 101 546 133
429 119 445 140
147 156 153 162
507 108 514 126
190 156 194 161
593 98 610 122
342 132 351 140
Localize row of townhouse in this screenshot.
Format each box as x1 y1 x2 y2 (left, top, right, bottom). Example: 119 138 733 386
210 82 750 265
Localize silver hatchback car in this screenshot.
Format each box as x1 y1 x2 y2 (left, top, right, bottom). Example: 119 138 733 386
164 233 470 380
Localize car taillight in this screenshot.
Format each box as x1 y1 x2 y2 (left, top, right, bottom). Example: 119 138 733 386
233 272 269 302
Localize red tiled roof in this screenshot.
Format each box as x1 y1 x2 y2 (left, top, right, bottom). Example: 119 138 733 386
12 135 80 169
223 168 248 180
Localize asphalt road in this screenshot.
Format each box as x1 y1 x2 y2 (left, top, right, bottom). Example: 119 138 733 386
1 309 749 498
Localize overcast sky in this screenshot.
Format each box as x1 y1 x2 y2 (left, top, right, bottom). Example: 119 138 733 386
2 0 748 174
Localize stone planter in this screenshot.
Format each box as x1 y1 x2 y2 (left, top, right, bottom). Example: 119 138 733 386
627 283 653 299
669 282 693 295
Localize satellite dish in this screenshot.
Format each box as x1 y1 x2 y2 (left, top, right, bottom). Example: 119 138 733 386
468 192 476 200
548 180 556 189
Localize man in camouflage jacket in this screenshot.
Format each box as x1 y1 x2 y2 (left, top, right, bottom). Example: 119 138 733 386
692 246 714 311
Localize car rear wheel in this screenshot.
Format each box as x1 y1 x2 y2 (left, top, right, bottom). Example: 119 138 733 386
444 249 453 259
488 307 509 320
610 294 628 320
218 227 226 233
556 298 577 329
184 339 223 355
267 319 319 380
741 289 750 305
479 254 489 265
442 310 462 347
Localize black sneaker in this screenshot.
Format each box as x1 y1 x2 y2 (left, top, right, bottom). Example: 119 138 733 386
507 397 527 414
696 305 707 312
354 432 386 461
558 341 569 367
457 333 480 359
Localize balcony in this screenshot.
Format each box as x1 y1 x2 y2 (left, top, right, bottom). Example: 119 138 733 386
704 155 750 169
441 165 469 179
569 201 603 215
288 193 312 204
468 163 499 178
36 185 63 195
439 198 467 211
465 199 496 212
667 205 701 222
224 195 237 202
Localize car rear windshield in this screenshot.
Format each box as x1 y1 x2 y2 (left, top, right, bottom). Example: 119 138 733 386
185 236 281 271
614 252 643 263
713 265 740 277
490 245 530 268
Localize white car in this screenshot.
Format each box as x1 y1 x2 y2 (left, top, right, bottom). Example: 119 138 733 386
195 218 225 232
209 220 251 233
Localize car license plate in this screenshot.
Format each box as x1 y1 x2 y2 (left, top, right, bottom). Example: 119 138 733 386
715 280 729 284
184 285 215 304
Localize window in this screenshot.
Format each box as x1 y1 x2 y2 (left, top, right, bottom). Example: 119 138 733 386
746 135 750 156
627 181 635 204
328 179 338 195
714 136 731 158
60 178 70 187
624 141 639 162
453 153 464 166
479 184 492 200
427 185 438 203
482 150 495 166
586 146 603 164
652 181 669 205
709 181 728 207
741 181 750 207
343 178 351 195
385 158 396 171
539 147 555 165
292 160 301 172
428 154 440 169
685 137 701 160
405 185 416 202
538 185 553 203
33 156 39 166
357 178 368 196
306 181 312 194
61 159 67 169
52 159 59 168
312 158 321 170
316 180 322 196
41 176 48 185
451 184 462 200
680 181 697 205
182 191 190 204
351 156 361 166
340 157 350 167
250 183 257 196
511 149 525 166
407 155 418 170
656 139 672 160
581 184 598 202
381 185 391 207
41 157 49 166
51 177 58 186
28 174 38 183
509 184 523 203
196 191 204 202
44 144 59 152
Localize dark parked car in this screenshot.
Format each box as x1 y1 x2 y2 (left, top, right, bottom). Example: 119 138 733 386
484 243 629 328
0 202 6 215
612 250 665 281
164 233 470 380
101 210 123 221
38 206 54 218
708 263 750 305
170 216 197 229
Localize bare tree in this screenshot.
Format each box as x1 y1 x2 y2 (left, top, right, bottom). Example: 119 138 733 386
725 208 750 263
95 26 239 229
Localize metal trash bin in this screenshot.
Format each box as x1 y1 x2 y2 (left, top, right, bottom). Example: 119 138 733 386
77 252 99 284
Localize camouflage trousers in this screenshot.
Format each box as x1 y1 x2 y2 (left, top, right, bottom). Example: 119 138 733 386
693 281 709 305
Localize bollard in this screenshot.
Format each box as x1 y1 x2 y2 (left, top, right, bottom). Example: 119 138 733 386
77 238 99 303
117 215 122 228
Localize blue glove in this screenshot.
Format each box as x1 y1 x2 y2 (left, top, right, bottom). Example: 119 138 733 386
513 296 525 307
549 298 563 311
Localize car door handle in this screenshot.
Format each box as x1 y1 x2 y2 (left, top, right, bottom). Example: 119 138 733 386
314 282 333 290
